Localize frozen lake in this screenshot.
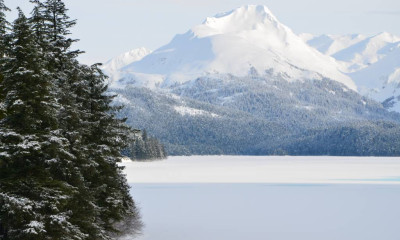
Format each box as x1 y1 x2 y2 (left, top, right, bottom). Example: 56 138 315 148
122 156 400 240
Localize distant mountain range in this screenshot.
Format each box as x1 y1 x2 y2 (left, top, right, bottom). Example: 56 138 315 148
102 5 400 155
302 32 400 111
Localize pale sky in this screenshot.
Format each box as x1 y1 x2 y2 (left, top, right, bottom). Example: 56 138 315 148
4 0 400 64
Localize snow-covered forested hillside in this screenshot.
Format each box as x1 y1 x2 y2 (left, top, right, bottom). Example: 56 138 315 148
102 5 400 156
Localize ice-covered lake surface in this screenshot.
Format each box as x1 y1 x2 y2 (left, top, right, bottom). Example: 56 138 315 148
122 156 400 240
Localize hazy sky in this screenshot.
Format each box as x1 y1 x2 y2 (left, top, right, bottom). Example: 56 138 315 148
4 0 400 64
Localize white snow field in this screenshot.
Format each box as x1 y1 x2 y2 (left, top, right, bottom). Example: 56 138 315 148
122 156 400 240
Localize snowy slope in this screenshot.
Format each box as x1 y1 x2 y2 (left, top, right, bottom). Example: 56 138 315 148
332 32 400 72
101 47 152 85
302 34 366 56
102 47 152 72
111 5 356 90
302 32 400 111
349 43 400 111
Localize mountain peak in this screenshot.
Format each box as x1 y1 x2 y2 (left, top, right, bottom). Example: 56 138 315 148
193 5 281 38
370 32 400 44
212 5 277 22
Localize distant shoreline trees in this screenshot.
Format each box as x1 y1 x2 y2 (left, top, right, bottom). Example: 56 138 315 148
0 0 142 239
123 129 167 161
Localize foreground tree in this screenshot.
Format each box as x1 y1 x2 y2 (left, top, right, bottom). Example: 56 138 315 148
80 65 142 237
0 1 142 239
0 10 85 239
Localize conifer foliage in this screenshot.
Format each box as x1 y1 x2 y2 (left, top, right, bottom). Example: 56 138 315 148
0 1 141 239
0 0 9 56
124 129 167 161
0 0 10 118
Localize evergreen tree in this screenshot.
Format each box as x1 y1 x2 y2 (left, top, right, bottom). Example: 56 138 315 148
29 0 49 55
0 9 85 239
0 0 10 57
80 64 142 237
0 0 10 119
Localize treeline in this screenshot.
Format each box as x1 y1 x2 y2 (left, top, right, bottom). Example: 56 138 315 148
0 1 141 239
275 121 400 156
124 130 167 161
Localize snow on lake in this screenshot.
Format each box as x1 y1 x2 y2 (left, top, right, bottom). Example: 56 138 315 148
122 156 400 240
122 155 400 184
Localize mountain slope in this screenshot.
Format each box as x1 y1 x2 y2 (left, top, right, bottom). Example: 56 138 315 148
302 34 366 56
333 32 400 72
101 47 152 86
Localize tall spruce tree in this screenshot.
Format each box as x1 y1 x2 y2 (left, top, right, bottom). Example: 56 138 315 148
0 9 86 239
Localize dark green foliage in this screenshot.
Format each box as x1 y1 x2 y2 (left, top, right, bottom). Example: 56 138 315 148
124 129 167 161
0 10 83 239
0 0 9 56
0 1 141 239
79 64 141 237
0 0 10 119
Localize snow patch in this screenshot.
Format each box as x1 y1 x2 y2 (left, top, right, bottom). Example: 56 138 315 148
174 106 219 117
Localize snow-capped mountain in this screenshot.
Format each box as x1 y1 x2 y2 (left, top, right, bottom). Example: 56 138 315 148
105 5 355 91
102 5 400 112
303 32 400 111
349 42 400 110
